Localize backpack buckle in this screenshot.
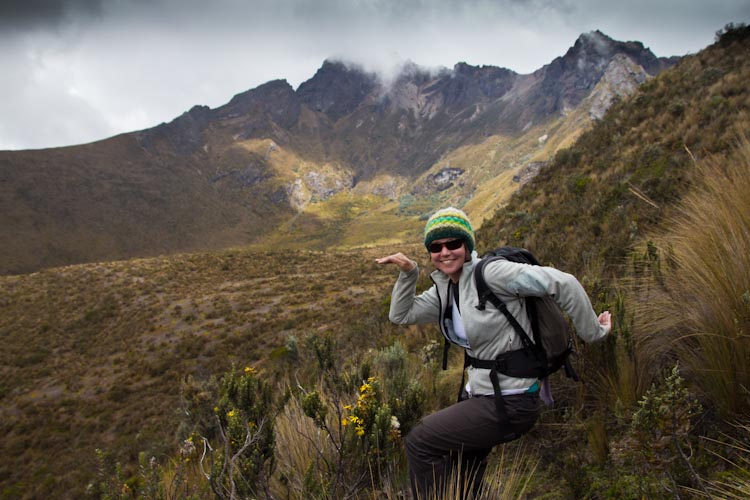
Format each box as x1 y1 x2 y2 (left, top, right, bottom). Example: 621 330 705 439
494 358 508 373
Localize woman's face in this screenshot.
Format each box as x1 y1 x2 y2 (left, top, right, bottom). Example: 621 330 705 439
428 237 467 282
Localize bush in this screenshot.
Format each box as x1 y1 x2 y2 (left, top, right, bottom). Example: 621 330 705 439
203 365 278 499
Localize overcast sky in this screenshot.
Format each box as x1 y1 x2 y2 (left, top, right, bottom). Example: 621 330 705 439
1 0 747 150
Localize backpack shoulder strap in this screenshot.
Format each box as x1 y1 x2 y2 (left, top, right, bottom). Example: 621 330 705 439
473 257 535 350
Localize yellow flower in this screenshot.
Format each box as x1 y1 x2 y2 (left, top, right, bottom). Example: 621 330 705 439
227 410 236 418
342 418 349 426
355 426 365 437
343 404 353 411
244 366 255 374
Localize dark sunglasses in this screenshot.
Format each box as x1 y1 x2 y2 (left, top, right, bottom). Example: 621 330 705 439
428 239 464 253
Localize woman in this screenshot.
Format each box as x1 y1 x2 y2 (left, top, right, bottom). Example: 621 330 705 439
376 207 611 499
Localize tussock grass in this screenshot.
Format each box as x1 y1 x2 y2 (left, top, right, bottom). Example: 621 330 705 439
634 136 750 419
699 423 750 500
473 444 539 500
273 387 347 497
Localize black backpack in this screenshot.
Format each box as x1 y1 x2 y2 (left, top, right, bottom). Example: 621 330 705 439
471 246 579 383
446 247 579 415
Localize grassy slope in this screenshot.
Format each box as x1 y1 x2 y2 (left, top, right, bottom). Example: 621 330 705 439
262 97 599 252
0 245 422 498
0 135 293 276
477 29 750 279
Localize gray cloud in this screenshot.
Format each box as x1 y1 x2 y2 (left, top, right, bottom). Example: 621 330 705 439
0 0 747 150
0 0 104 30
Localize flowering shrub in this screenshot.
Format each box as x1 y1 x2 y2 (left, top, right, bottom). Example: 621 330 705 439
375 341 426 436
203 365 277 499
341 377 402 468
291 333 423 497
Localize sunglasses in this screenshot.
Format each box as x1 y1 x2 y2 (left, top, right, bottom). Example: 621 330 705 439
428 239 464 253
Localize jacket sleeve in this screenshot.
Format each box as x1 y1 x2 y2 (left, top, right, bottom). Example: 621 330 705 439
388 266 441 325
483 260 608 343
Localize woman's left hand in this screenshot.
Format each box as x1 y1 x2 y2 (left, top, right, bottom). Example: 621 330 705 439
598 311 612 335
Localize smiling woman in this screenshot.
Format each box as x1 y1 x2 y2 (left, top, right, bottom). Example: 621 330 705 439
376 206 611 499
422 207 476 282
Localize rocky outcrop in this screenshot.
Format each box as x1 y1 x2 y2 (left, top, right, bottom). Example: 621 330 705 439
587 54 651 119
304 169 355 199
525 30 678 118
412 166 465 195
513 162 548 186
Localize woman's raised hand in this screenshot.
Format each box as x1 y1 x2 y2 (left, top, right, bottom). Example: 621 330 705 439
376 253 417 273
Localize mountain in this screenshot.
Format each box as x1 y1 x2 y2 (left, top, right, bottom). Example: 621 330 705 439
478 26 750 279
1 25 749 499
0 31 677 275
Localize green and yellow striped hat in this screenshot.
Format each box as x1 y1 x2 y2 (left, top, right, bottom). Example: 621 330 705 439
424 207 475 253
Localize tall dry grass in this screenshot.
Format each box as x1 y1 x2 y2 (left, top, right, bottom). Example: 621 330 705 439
699 424 750 500
274 392 344 498
274 386 538 499
404 444 538 500
633 136 750 419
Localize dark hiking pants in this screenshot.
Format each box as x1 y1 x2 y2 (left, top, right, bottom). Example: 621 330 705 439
405 392 539 500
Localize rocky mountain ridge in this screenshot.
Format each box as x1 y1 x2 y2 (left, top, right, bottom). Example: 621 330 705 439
141 31 675 177
0 30 678 274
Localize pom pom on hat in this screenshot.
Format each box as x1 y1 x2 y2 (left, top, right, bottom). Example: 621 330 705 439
424 207 475 253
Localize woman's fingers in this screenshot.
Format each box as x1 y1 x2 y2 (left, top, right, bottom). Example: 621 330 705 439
598 311 612 327
376 253 416 272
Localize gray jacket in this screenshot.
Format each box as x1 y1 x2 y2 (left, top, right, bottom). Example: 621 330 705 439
388 251 608 396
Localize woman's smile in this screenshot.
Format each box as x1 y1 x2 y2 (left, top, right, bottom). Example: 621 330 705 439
429 238 467 282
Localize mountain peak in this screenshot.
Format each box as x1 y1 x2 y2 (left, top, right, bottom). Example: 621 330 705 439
576 30 620 51
296 59 379 120
226 79 294 107
567 30 626 65
567 30 674 74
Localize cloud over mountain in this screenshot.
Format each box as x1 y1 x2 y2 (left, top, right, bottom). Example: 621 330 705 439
0 0 746 150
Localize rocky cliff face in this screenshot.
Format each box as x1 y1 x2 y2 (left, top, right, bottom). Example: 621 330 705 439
587 54 651 120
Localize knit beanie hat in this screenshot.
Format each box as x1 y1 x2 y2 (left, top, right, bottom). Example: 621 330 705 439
424 207 475 254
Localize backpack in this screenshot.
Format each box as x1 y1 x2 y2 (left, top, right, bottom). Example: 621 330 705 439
445 247 579 415
471 246 579 383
